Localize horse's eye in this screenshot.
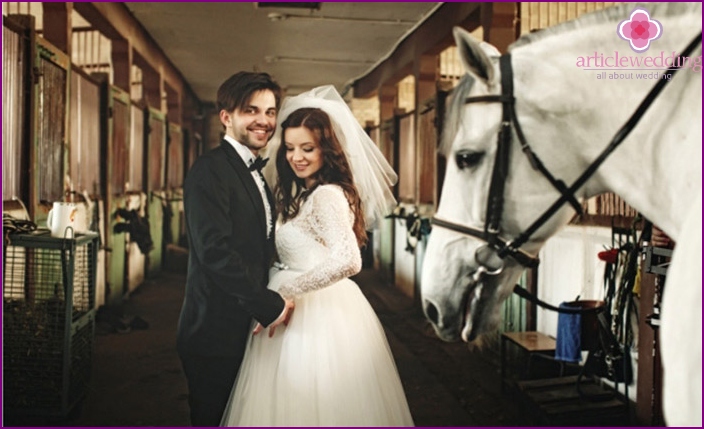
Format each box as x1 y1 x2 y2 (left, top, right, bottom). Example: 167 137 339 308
455 150 484 170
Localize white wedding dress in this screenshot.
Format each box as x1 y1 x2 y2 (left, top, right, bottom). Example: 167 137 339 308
221 185 414 427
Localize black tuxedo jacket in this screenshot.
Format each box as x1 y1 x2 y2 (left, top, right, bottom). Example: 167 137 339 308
177 140 284 357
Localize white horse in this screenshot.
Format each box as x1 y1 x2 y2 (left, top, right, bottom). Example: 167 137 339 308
420 3 701 426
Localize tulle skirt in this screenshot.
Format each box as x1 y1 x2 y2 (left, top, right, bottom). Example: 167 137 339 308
221 269 414 427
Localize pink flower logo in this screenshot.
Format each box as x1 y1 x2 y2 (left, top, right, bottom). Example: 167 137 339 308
617 8 662 52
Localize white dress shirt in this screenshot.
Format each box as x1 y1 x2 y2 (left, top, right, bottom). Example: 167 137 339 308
223 135 273 238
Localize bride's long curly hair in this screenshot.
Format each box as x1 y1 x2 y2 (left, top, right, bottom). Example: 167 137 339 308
275 107 367 247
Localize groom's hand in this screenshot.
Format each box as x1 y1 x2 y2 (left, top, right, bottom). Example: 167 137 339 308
253 297 295 337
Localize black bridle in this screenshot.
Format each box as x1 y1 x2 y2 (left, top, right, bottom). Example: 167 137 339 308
433 32 702 277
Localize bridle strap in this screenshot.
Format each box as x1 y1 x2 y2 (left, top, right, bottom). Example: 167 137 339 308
436 32 702 267
465 56 584 217
505 31 703 255
445 54 581 266
482 55 515 243
463 95 509 104
508 94 584 215
512 284 605 314
431 217 540 268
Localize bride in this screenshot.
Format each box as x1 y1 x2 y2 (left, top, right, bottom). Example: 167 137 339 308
220 86 414 426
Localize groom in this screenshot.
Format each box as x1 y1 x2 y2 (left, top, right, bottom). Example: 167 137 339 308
177 71 294 426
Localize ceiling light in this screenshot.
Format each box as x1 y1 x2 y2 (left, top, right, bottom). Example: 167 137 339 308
256 2 321 10
265 56 373 66
266 12 415 25
267 13 287 22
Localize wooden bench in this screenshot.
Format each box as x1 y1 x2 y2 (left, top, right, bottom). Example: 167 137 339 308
500 331 557 393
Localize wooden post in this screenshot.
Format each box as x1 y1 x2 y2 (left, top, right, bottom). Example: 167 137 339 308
42 2 72 57
111 39 132 93
165 83 182 125
483 2 517 53
142 64 161 111
416 54 437 105
378 85 398 123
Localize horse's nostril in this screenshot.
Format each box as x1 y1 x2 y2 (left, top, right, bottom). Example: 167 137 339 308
423 299 440 326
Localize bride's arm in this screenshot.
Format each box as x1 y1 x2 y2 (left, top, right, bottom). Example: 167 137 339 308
277 185 362 298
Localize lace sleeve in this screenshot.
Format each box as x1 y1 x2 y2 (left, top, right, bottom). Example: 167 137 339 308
277 185 362 298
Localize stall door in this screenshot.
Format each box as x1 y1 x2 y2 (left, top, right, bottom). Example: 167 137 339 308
145 107 166 277
3 18 29 204
394 113 415 299
124 102 147 293
69 66 103 306
3 17 31 308
376 120 396 283
414 102 438 305
34 37 69 221
166 122 184 246
69 69 101 197
104 86 130 305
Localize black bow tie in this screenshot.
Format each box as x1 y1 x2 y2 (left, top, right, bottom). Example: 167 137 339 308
249 156 269 172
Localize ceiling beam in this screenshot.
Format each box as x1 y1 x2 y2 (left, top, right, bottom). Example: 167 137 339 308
353 2 482 98
73 2 200 106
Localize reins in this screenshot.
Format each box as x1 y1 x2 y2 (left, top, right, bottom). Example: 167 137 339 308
432 32 702 278
506 32 703 259
511 284 605 314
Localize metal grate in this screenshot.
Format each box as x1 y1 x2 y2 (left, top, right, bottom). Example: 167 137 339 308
3 231 98 418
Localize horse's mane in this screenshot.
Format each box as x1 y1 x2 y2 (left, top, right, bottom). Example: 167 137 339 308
510 2 700 50
439 74 475 155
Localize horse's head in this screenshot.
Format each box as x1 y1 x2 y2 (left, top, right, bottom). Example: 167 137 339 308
421 27 576 343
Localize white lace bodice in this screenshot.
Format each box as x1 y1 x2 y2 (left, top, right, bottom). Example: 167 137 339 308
274 184 362 298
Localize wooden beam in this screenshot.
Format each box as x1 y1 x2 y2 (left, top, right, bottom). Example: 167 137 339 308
416 54 437 105
165 83 182 125
485 2 518 53
354 2 482 98
111 39 131 92
42 3 72 56
142 62 162 110
378 85 398 122
73 2 199 106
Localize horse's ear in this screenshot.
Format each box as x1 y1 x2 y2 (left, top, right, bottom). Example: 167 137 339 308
453 27 500 85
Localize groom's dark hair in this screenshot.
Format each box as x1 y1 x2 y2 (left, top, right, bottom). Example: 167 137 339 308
217 71 282 114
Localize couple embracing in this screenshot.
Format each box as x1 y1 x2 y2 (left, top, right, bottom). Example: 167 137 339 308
176 71 414 427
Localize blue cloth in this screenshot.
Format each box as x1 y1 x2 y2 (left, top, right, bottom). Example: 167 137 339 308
555 302 582 363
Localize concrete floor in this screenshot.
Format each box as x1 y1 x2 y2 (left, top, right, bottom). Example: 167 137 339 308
6 260 586 427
